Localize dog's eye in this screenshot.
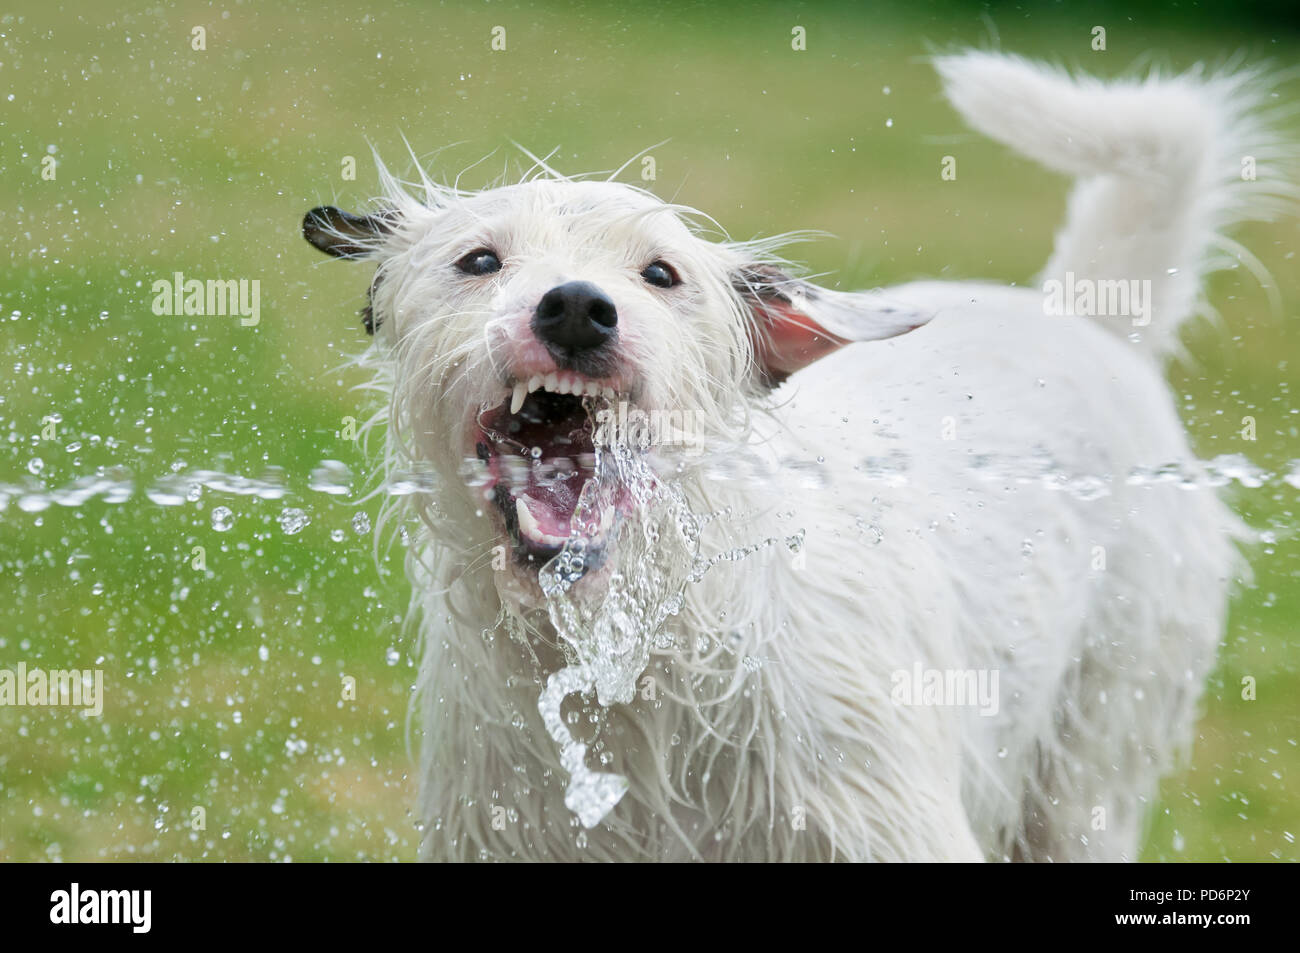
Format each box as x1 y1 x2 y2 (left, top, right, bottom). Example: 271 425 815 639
641 260 679 289
455 248 502 276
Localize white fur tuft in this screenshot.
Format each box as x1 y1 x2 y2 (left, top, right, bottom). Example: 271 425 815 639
936 50 1296 357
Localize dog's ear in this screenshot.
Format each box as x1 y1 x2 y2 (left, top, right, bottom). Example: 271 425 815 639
734 265 931 386
304 206 399 334
302 205 396 259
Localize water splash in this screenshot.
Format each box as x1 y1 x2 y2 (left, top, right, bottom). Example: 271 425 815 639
526 428 811 828
308 460 354 496
539 441 700 703
532 438 702 827
3 452 1293 516
536 667 629 829
6 467 134 512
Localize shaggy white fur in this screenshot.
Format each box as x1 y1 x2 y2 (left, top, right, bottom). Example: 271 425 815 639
304 51 1293 861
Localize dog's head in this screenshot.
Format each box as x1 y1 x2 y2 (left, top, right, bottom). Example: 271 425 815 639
304 171 929 598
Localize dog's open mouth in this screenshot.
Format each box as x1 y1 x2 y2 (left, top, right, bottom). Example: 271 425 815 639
475 371 634 568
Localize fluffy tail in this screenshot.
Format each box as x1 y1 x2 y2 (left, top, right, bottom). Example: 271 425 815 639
935 50 1296 358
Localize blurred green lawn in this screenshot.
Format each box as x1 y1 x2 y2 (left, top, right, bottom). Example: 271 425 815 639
1 0 1297 861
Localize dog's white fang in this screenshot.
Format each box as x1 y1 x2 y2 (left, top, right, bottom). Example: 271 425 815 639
515 494 568 546
515 496 534 537
510 381 528 415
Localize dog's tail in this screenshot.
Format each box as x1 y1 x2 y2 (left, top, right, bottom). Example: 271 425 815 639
935 50 1296 358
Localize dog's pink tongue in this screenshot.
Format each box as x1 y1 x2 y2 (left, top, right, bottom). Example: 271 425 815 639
520 490 573 539
518 456 589 538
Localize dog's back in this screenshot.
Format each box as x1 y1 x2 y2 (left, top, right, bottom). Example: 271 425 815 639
764 53 1291 859
779 288 1236 859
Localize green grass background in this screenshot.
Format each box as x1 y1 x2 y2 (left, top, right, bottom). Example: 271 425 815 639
1 0 1297 861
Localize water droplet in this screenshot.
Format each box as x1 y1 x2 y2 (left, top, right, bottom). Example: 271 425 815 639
210 506 234 531
278 507 310 535
27 457 44 475
352 511 371 535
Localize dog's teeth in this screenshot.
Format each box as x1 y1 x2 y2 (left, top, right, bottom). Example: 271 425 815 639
515 495 568 546
602 386 615 399
515 497 538 539
510 381 527 415
544 372 558 393
585 381 599 397
528 374 542 394
557 376 572 395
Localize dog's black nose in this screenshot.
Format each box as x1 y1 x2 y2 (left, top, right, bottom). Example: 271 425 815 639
533 281 617 353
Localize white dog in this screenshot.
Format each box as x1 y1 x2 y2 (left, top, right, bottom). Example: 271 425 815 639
304 51 1291 861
